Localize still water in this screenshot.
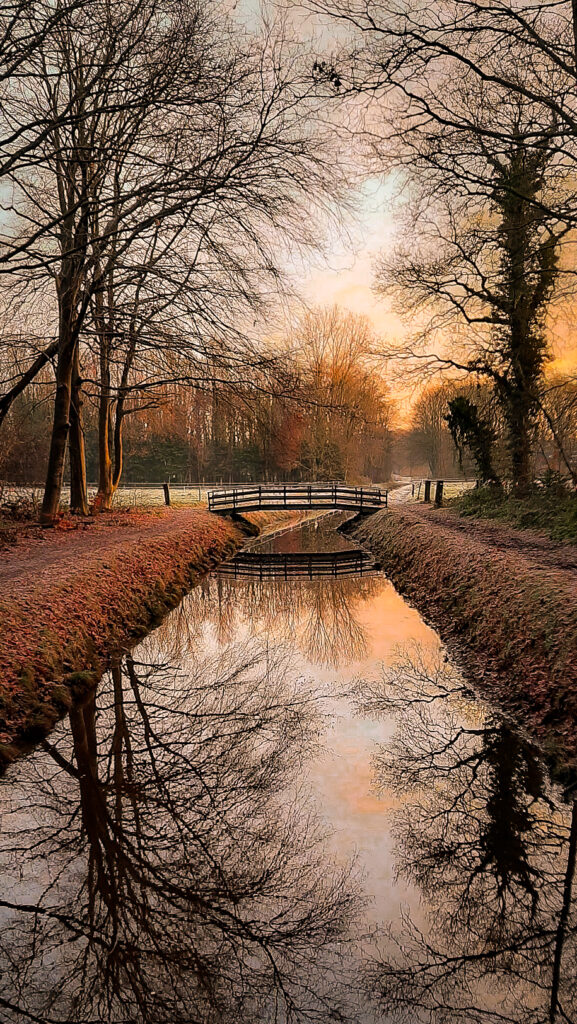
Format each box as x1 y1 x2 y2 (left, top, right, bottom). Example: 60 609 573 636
0 515 575 1023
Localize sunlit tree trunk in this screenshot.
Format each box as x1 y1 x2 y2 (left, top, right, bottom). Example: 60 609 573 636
96 317 137 508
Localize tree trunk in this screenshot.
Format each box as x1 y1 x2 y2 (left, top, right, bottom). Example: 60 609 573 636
96 335 114 510
507 395 533 493
110 324 137 499
69 345 89 515
549 799 577 1022
40 311 77 524
112 403 125 492
69 695 118 910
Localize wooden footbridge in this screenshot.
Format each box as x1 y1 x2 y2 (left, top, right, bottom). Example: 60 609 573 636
208 483 387 515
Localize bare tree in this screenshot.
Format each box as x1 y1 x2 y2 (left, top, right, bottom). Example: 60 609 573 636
0 0 345 518
0 0 87 435
0 640 366 1022
285 307 391 482
356 650 577 1023
309 0 577 489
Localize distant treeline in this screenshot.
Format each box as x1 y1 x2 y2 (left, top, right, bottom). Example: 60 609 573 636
2 308 393 487
6 363 576 490
393 377 577 484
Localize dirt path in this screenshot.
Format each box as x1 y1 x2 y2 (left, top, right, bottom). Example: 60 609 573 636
407 505 577 576
0 509 208 593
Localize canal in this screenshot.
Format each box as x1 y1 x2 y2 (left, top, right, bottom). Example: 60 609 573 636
1 513 575 1023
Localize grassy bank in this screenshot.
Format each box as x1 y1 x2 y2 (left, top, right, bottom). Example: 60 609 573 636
0 509 251 769
354 506 577 783
453 485 577 542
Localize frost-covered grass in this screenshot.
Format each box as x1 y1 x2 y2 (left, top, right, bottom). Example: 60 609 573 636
353 503 577 778
0 509 242 766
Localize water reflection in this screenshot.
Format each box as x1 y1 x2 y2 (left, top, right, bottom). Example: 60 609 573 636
0 641 366 1023
2 516 576 1024
253 512 358 555
151 573 385 669
357 650 577 1023
216 549 376 580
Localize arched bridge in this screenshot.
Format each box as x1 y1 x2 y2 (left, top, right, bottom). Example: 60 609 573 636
208 483 388 515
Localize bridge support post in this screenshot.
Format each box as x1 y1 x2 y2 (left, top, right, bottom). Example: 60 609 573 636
423 479 431 503
435 480 444 506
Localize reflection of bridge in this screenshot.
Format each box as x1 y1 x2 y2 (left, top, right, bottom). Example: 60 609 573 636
217 549 376 580
208 484 387 515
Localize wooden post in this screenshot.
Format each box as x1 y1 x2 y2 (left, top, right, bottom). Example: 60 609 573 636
163 482 171 506
423 479 431 503
435 480 444 506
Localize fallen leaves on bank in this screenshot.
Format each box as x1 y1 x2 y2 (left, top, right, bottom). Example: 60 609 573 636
0 508 242 766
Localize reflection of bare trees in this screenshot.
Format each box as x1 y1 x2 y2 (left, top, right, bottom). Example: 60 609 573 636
0 640 366 1023
150 574 385 669
357 653 577 1024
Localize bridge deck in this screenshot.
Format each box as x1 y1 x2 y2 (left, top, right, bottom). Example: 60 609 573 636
208 484 387 515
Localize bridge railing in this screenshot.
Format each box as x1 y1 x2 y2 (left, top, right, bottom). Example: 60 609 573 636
217 549 376 579
208 483 387 513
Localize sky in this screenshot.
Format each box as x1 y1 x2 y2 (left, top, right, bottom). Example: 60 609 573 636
302 176 407 344
299 163 577 397
233 0 411 344
237 0 577 397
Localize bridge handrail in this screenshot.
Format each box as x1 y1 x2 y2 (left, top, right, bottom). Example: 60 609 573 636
217 549 376 579
209 483 383 494
231 550 373 564
208 483 387 511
